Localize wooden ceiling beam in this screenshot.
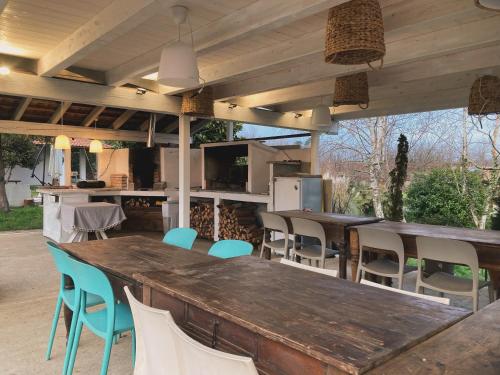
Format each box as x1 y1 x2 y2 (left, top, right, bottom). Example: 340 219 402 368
37 0 169 77
12 96 32 121
112 109 137 129
105 0 347 86
0 72 181 114
0 120 179 144
190 120 209 135
240 43 500 109
0 1 7 14
48 101 72 124
82 106 106 127
214 13 500 100
162 118 179 134
165 0 479 95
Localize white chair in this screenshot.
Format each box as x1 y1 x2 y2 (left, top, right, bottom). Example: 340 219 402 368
415 237 493 312
356 227 413 289
290 217 338 269
124 287 258 375
360 279 450 305
259 212 293 259
280 258 338 277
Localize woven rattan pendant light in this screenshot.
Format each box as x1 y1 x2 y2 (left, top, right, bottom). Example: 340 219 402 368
468 75 500 116
325 0 385 67
333 72 369 108
181 86 214 118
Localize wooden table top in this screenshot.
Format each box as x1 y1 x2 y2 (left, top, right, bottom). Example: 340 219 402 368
273 210 382 227
368 299 500 375
352 221 500 246
135 256 470 374
59 235 218 280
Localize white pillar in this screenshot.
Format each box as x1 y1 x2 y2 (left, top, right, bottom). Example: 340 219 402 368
63 148 72 186
179 115 191 227
226 121 234 141
79 149 86 181
310 130 320 175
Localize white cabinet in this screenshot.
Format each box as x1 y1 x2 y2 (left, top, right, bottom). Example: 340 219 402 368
273 177 322 212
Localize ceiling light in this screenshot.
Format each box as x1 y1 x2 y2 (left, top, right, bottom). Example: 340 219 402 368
89 139 103 153
89 119 103 153
475 0 500 11
157 6 199 88
311 104 332 127
294 113 303 118
54 101 71 150
228 103 237 109
0 66 10 75
136 87 147 95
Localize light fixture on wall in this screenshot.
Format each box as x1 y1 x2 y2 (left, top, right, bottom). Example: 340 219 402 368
54 101 71 150
311 104 332 127
475 0 500 11
157 6 199 88
89 119 103 153
0 66 10 75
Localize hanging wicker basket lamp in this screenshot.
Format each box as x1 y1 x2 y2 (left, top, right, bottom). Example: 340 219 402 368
181 86 214 118
468 75 500 116
325 0 385 68
333 72 369 109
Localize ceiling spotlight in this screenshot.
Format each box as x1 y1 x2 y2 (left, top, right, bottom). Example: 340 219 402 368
0 66 10 75
294 113 303 118
136 87 147 95
228 103 237 109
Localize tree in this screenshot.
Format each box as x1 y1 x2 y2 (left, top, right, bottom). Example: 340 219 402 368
0 134 38 212
385 134 408 221
405 168 487 228
192 120 243 147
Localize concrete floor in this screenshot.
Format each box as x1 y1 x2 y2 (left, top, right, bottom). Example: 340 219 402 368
0 230 492 374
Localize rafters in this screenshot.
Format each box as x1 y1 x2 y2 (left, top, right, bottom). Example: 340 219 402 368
112 109 137 129
37 0 168 77
12 97 32 121
105 0 346 86
82 106 106 127
48 101 72 124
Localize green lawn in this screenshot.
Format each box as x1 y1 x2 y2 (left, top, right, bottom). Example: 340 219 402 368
0 206 43 231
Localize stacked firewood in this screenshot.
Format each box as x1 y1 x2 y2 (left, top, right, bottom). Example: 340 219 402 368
190 202 214 239
218 203 263 245
124 197 152 208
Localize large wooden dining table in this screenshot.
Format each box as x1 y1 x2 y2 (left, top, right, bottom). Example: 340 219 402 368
61 235 469 375
349 221 500 296
272 210 382 278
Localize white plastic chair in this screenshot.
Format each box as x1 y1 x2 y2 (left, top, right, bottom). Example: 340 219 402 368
124 287 259 375
360 279 450 305
415 236 493 312
356 227 413 289
290 217 338 269
280 258 338 277
259 212 293 259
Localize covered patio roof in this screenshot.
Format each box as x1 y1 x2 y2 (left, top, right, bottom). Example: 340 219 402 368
0 0 498 134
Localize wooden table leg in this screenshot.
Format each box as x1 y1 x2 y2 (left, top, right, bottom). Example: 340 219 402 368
488 269 500 300
349 228 360 282
338 243 347 279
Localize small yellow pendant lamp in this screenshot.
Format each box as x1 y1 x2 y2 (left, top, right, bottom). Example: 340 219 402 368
89 119 103 153
54 101 71 150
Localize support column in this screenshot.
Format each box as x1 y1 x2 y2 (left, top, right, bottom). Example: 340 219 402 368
63 148 72 186
79 149 86 181
310 130 320 175
179 115 191 228
226 121 234 141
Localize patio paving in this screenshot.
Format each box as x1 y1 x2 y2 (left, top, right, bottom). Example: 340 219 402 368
0 230 492 374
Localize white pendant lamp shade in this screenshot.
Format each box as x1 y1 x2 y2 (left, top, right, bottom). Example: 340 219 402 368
475 0 500 11
311 104 332 127
157 40 199 88
89 139 103 153
54 134 71 150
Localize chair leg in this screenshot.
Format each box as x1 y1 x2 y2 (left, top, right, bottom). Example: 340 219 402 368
355 264 362 283
473 293 479 313
315 260 319 268
66 320 83 375
63 306 80 375
100 331 114 375
131 329 136 368
488 284 495 303
259 242 265 258
46 294 63 360
308 259 312 266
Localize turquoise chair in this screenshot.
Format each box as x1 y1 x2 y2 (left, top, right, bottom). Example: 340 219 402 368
64 257 135 375
162 227 198 250
45 242 103 361
208 240 253 259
